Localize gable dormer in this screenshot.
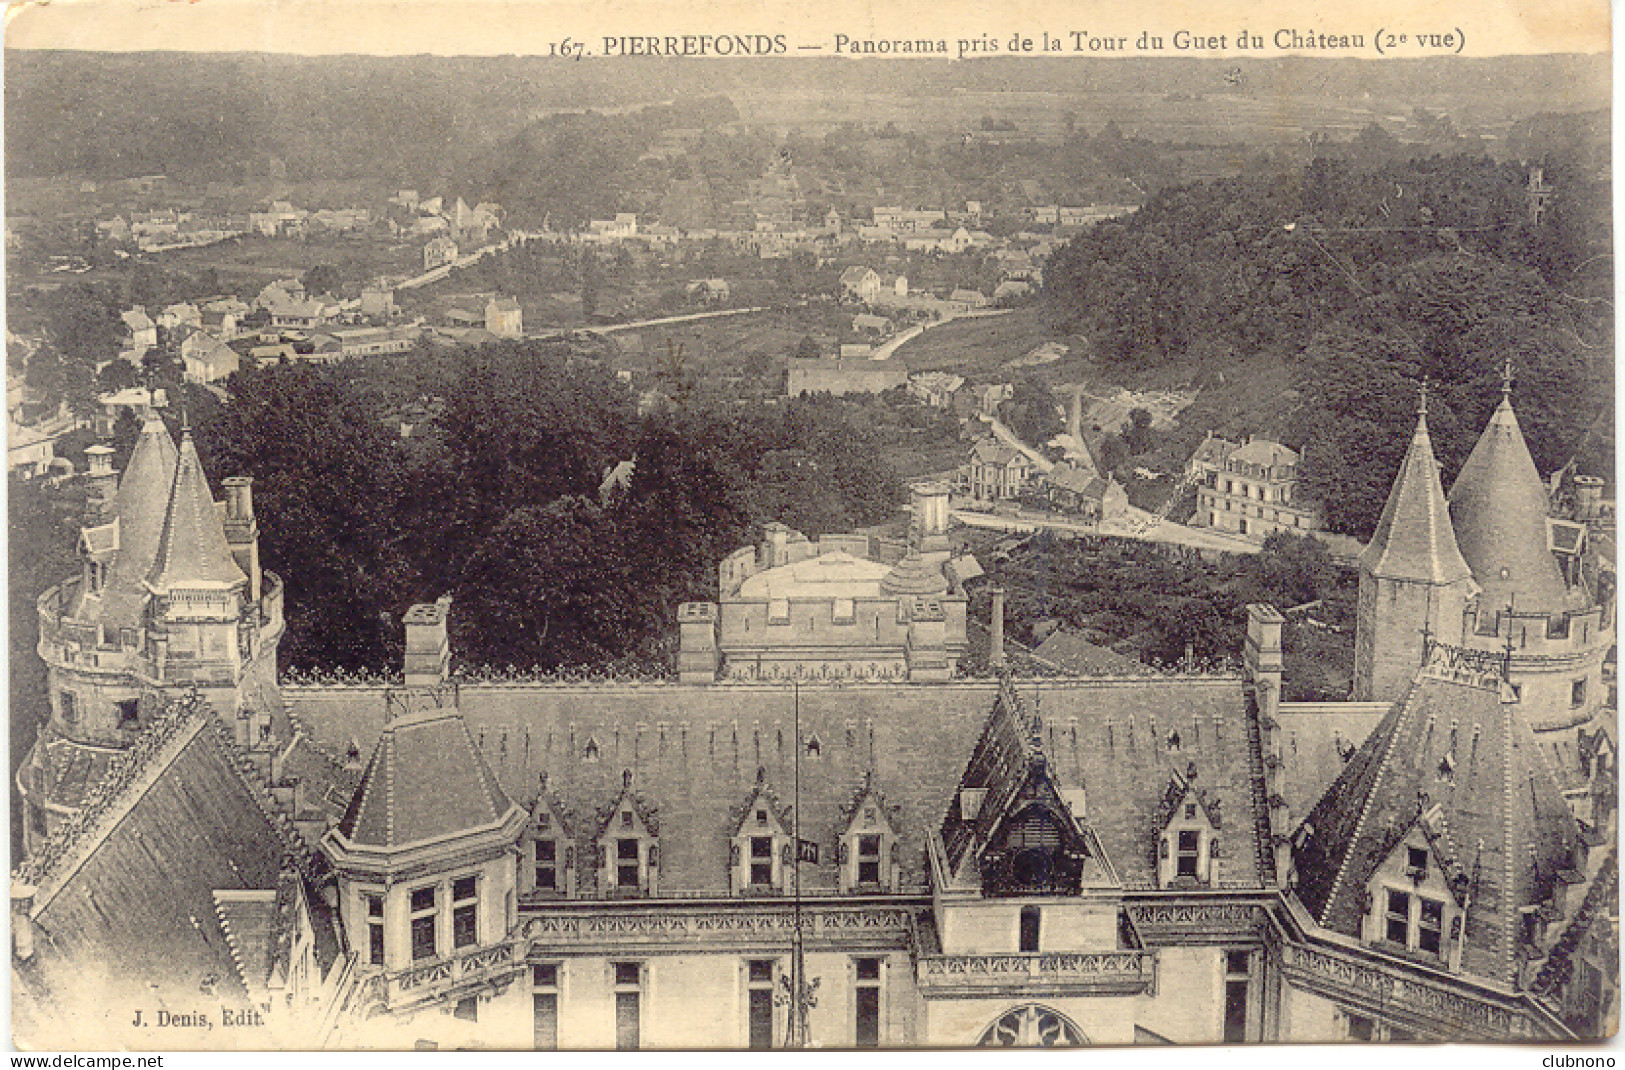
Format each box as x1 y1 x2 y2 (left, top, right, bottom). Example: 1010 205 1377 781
729 768 793 896
838 772 900 894
1156 763 1223 889
595 770 659 898
1360 811 1469 970
523 772 577 898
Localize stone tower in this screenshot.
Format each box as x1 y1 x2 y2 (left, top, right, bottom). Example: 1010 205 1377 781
1353 390 1477 705
17 416 286 854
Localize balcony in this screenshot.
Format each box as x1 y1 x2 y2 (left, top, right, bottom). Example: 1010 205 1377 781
913 948 1157 997
378 939 522 1012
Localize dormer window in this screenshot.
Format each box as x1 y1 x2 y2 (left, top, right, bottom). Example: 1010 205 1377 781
596 774 659 897
840 776 899 894
526 783 576 897
1366 833 1460 964
731 774 791 896
1158 779 1218 888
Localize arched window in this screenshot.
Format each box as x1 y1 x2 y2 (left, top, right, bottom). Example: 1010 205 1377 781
979 1005 1086 1047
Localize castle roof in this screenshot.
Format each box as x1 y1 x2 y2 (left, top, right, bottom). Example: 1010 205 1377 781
14 699 304 1042
737 550 893 601
145 430 247 593
335 704 515 850
1360 410 1474 585
1448 396 1572 615
1293 671 1581 986
289 674 1269 896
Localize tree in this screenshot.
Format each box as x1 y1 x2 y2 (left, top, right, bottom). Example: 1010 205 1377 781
1123 407 1155 455
998 378 1063 449
301 264 342 297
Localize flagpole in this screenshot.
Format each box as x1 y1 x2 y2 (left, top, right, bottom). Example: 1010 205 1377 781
790 679 805 1048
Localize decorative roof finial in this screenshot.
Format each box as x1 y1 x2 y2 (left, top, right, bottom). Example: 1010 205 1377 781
1501 358 1514 402
1418 376 1429 418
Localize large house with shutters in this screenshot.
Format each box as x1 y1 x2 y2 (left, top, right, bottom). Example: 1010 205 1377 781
10 381 1617 1050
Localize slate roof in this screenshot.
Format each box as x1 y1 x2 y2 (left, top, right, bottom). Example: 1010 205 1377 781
1032 629 1144 675
1293 671 1581 985
289 675 1269 894
17 704 289 1033
146 430 247 593
1448 396 1572 615
335 705 515 850
1360 410 1474 585
96 415 179 628
878 550 950 597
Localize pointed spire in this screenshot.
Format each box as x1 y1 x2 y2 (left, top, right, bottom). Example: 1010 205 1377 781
1447 383 1570 615
1359 388 1473 585
145 428 248 593
109 415 180 593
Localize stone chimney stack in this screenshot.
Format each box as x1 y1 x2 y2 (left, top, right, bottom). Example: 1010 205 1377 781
910 481 952 554
1574 475 1604 522
84 444 118 524
677 601 720 684
403 596 453 688
989 586 1007 671
222 476 262 603
1245 604 1290 885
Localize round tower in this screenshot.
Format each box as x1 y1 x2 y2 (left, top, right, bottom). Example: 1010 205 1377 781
1446 373 1612 747
17 417 286 855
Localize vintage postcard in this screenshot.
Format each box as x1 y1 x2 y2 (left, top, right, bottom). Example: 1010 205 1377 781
3 0 1614 1056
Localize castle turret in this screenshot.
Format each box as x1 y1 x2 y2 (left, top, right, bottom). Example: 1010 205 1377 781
1353 389 1477 704
19 418 285 856
1447 376 1572 618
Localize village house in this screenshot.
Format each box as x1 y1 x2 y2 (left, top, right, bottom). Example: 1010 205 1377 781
964 437 1036 502
685 278 730 304
786 358 907 398
839 266 882 304
423 235 459 271
485 297 523 339
120 307 158 353
1035 461 1129 523
1192 436 1322 539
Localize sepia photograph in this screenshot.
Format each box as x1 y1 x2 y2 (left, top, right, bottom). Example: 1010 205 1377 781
2 0 1616 1053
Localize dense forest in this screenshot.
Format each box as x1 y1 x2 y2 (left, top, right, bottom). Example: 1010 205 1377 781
1042 152 1613 535
182 342 907 671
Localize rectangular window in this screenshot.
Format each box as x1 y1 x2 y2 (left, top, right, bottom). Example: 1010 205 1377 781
857 834 882 885
366 894 385 966
747 960 775 1049
617 839 641 889
1224 950 1250 1043
533 964 559 1050
1019 906 1040 952
1348 1014 1374 1041
452 875 478 949
59 691 77 724
1177 829 1201 878
855 957 882 1048
1385 889 1410 945
410 886 437 961
535 839 558 891
1572 679 1588 708
1418 897 1444 955
750 836 774 887
453 996 478 1022
613 963 641 1051
1407 846 1428 873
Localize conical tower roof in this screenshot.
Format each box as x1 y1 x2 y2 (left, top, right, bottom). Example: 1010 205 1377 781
1294 671 1580 986
879 550 949 597
145 429 247 593
109 415 179 592
1447 393 1570 615
1360 407 1474 585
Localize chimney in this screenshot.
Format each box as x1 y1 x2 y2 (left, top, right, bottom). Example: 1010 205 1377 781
84 444 118 524
222 476 262 603
677 601 719 684
11 882 36 962
403 596 453 688
910 481 952 553
989 586 1007 671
